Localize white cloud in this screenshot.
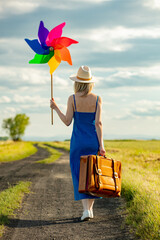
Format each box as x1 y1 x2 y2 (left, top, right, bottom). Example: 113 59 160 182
0 94 68 114
0 38 29 56
0 0 39 18
2 106 21 117
131 100 160 119
73 0 108 2
0 94 50 115
107 92 130 97
143 0 160 10
133 100 160 111
94 63 160 81
73 26 160 52
12 94 48 105
0 65 69 90
0 66 48 90
1 62 160 93
54 76 69 87
0 96 11 103
89 27 160 41
68 0 108 3
0 0 109 18
115 100 160 120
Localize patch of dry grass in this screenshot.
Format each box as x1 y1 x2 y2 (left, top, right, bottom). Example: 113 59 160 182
0 141 37 163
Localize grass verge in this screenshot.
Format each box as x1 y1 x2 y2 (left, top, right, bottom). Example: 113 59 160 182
0 141 37 163
0 181 32 237
36 143 62 164
44 141 70 152
104 140 160 240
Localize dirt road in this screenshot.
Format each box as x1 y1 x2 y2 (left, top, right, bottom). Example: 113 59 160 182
0 145 137 240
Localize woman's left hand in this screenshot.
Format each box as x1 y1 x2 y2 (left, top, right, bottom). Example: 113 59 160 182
50 98 58 110
99 145 106 156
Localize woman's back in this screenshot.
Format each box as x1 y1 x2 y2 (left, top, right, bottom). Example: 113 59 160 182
71 92 99 158
73 93 98 113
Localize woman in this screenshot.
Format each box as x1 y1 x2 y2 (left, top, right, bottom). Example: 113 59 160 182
50 65 106 221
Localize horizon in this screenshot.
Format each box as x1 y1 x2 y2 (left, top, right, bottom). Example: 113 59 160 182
1 135 160 142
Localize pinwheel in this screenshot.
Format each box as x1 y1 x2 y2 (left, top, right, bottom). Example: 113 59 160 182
25 21 78 124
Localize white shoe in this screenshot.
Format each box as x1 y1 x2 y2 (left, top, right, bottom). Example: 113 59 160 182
90 209 94 219
81 210 91 221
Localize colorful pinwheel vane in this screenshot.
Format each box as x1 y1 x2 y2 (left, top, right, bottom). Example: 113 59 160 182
25 21 78 125
25 21 78 75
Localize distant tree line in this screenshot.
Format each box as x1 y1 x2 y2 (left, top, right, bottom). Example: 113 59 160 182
0 136 8 141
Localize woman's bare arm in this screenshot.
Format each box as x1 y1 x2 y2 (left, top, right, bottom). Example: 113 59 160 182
95 96 106 155
50 96 74 126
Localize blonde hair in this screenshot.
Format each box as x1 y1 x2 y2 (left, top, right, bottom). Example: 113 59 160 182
74 82 94 96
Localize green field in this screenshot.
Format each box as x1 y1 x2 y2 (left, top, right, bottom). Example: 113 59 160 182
0 141 37 162
45 140 160 240
104 140 160 240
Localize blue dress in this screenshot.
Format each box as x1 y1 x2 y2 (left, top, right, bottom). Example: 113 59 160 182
70 94 101 201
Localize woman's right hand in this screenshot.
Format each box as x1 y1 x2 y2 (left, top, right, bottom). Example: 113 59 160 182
50 98 58 110
99 146 106 156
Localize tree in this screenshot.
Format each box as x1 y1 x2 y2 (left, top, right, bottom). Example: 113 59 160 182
2 114 30 141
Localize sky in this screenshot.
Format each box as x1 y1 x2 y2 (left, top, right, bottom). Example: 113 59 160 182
0 0 160 140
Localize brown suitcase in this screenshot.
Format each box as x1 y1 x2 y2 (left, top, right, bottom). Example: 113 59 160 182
79 155 122 198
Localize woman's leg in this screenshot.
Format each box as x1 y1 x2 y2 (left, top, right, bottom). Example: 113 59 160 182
81 199 90 220
88 199 95 211
82 199 94 211
82 199 89 211
81 199 95 220
82 199 95 211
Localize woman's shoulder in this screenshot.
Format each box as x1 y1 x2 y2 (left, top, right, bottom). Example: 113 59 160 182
68 94 72 97
97 95 102 101
70 93 102 102
68 94 74 99
67 95 75 104
90 93 102 101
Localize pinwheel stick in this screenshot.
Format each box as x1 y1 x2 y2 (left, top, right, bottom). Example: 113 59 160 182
51 74 53 125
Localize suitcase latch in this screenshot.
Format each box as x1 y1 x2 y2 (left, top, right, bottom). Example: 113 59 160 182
98 169 102 175
114 172 118 178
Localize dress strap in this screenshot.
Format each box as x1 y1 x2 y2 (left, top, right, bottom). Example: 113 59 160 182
95 96 99 112
73 94 77 112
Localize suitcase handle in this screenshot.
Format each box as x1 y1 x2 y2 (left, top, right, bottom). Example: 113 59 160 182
97 151 115 161
97 151 106 158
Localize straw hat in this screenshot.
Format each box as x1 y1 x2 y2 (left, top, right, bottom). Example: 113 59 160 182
69 65 95 83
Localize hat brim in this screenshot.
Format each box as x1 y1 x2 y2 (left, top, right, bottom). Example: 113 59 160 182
69 75 95 83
